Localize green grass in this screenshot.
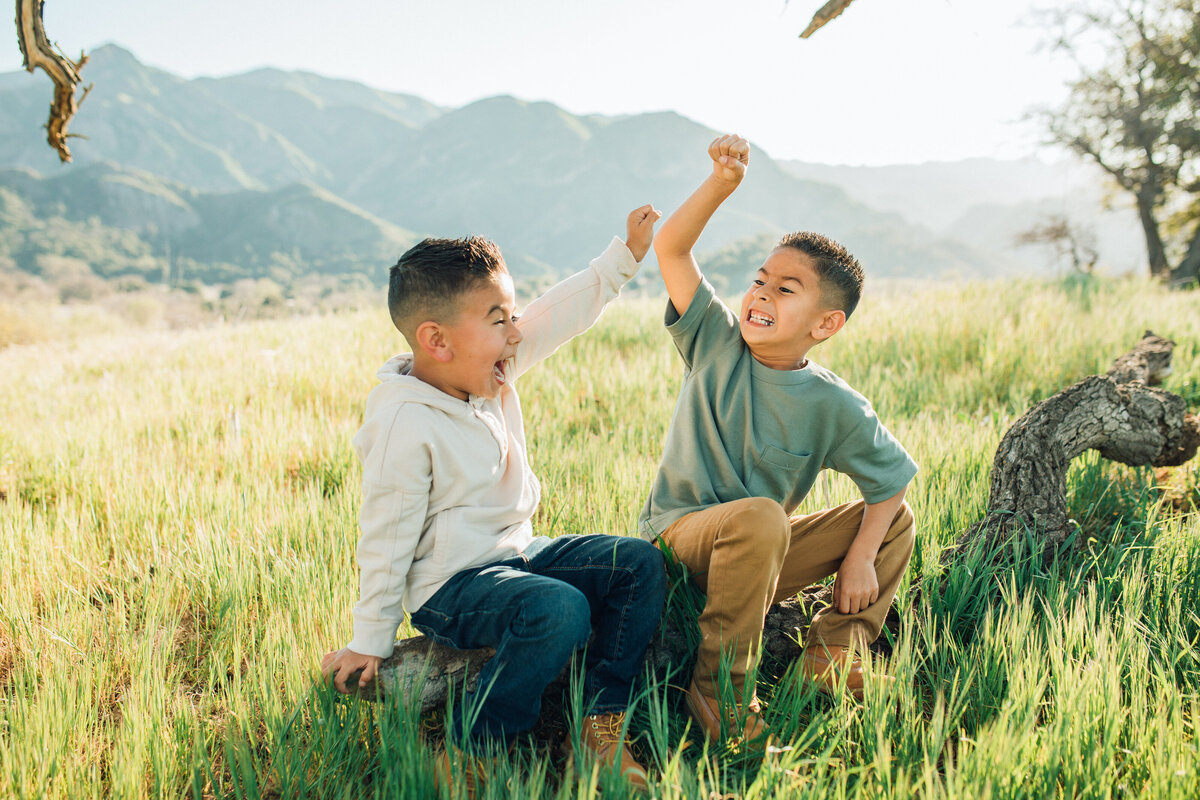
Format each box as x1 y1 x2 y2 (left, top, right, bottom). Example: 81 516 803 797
2 276 1199 799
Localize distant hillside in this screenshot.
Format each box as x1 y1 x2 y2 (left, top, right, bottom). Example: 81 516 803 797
0 46 442 193
0 163 418 284
0 44 1084 291
781 158 1147 275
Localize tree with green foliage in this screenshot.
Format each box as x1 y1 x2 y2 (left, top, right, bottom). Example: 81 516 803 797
1039 0 1200 286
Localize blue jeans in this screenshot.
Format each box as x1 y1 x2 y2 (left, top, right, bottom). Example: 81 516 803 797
410 534 666 748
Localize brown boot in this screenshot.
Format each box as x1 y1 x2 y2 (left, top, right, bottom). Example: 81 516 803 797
801 645 893 700
684 680 770 748
577 712 650 793
436 742 490 800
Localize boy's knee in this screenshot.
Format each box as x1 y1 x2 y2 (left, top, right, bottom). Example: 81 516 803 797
628 538 668 602
601 537 667 609
559 588 593 646
719 497 789 555
623 537 666 578
526 584 591 644
891 501 915 538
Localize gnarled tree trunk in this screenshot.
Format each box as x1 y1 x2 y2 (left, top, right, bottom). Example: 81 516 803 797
954 332 1200 553
1170 224 1200 288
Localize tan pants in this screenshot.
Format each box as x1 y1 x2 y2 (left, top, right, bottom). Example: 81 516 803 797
659 497 916 696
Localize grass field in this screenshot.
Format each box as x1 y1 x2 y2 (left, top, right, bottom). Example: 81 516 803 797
2 276 1199 799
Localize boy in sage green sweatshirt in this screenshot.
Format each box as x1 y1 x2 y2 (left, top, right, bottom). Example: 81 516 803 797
640 135 917 747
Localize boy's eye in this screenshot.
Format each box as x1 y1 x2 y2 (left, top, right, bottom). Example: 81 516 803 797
511 315 519 324
780 286 793 294
752 279 765 286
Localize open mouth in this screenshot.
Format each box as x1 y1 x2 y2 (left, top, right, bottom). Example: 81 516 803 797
747 309 775 327
493 360 507 385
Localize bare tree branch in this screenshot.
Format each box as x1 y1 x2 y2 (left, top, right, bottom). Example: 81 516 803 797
15 0 90 162
801 0 859 38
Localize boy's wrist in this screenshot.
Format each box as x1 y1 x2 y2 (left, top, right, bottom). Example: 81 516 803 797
599 235 640 280
843 543 877 566
707 173 742 194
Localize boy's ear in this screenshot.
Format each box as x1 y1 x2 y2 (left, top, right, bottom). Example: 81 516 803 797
415 321 454 363
812 309 847 342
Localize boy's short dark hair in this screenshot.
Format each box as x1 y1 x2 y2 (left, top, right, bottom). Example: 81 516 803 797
777 231 864 318
388 236 508 339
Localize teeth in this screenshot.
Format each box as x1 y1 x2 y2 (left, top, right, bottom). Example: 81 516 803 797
493 362 506 384
749 311 774 326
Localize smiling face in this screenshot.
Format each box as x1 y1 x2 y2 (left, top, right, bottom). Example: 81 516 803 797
737 247 845 369
416 273 523 400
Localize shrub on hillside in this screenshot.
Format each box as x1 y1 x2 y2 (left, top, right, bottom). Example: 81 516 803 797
0 304 48 348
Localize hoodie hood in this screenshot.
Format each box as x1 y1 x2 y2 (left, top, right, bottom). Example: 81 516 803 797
368 353 475 417
362 352 511 457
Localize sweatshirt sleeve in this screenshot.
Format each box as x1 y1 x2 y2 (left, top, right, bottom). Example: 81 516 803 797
508 236 639 381
663 277 741 372
347 412 433 658
824 410 918 505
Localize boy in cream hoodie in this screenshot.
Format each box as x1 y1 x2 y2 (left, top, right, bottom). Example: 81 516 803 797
322 206 666 793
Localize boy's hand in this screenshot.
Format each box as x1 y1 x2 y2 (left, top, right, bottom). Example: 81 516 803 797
832 556 879 615
625 204 662 263
321 647 382 694
708 134 749 187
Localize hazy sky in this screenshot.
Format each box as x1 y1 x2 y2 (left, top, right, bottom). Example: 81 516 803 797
5 0 1079 165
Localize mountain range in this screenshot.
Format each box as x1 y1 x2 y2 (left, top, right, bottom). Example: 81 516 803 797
0 45 1145 293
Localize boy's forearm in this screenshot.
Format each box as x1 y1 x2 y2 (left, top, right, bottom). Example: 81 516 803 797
656 175 737 256
654 175 737 315
509 236 637 380
845 486 908 565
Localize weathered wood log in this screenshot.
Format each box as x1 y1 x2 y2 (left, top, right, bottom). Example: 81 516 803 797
15 0 91 162
954 331 1200 553
364 587 834 713
801 0 860 39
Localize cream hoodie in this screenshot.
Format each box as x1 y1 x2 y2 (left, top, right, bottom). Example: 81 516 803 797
347 237 639 657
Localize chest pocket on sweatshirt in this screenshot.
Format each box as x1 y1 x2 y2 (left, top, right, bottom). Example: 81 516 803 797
756 444 811 470
748 444 813 501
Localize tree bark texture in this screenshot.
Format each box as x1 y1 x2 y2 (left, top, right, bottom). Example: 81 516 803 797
357 334 1197 714
956 331 1200 552
1169 223 1200 288
15 0 90 162
1135 188 1171 280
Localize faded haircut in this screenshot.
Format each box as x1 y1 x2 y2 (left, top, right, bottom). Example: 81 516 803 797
777 231 864 319
387 236 508 340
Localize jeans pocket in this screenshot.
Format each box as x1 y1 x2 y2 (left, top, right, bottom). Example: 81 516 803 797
409 608 462 650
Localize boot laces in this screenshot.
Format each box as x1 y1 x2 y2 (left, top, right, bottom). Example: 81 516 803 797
585 712 626 747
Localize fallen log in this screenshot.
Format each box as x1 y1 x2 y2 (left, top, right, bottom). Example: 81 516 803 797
358 332 1197 713
364 587 830 714
954 331 1200 553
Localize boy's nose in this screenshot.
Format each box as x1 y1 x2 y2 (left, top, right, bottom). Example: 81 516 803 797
509 325 524 345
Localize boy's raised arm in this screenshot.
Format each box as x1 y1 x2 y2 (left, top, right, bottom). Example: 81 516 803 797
508 205 659 380
654 134 749 316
